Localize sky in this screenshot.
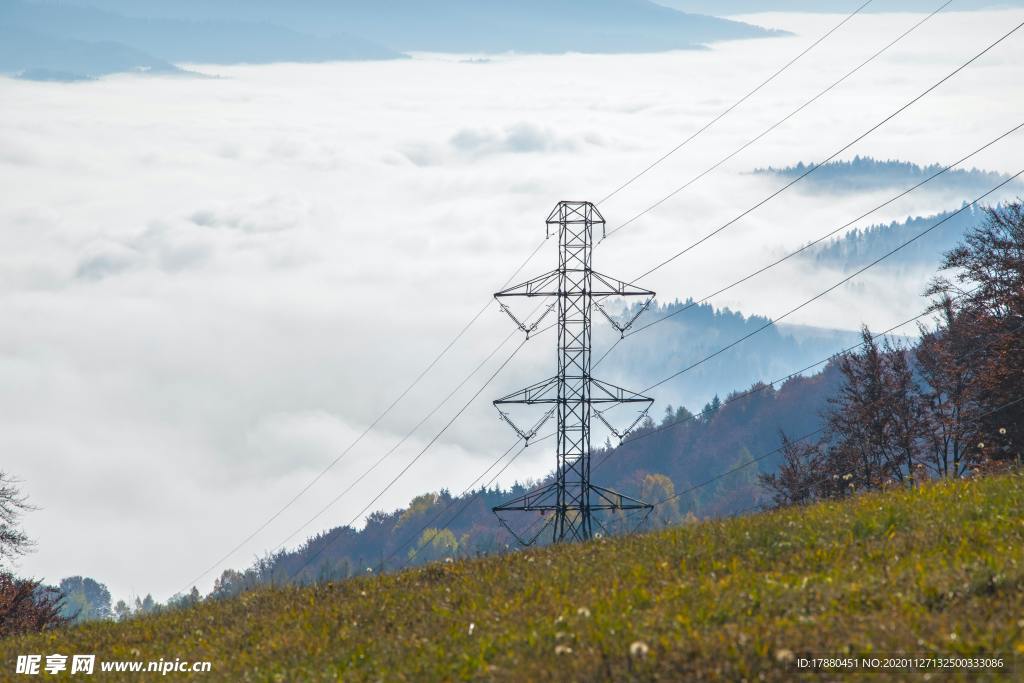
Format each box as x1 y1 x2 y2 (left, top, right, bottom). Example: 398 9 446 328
1 9 1022 601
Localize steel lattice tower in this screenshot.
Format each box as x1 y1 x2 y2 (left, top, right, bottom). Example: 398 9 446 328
492 201 657 544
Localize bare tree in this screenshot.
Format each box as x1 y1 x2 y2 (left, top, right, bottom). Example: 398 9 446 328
758 432 825 508
928 202 1024 452
0 472 34 567
915 297 985 478
825 329 928 488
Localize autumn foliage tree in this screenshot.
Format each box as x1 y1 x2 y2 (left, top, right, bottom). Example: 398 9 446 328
928 201 1024 465
762 201 1024 508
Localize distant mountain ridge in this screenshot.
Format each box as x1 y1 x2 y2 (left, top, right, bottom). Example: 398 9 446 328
67 0 783 50
0 24 182 80
599 298 862 411
798 205 987 271
0 0 403 79
751 158 1021 273
35 0 780 54
654 0 1024 13
753 157 1017 196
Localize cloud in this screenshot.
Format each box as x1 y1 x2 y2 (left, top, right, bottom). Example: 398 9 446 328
189 195 307 234
74 241 140 280
401 122 604 166
450 122 583 155
0 8 1022 600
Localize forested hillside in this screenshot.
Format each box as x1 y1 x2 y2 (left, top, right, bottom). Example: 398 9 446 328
753 157 1017 196
798 205 983 270
601 298 860 410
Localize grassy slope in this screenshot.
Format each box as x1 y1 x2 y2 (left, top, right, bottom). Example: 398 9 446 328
5 475 1024 681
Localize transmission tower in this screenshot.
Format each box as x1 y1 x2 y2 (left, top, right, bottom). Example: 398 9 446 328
492 201 656 544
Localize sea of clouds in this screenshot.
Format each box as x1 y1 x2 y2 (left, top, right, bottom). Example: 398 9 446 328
1 9 1022 599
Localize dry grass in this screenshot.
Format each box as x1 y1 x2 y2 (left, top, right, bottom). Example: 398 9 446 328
5 474 1024 680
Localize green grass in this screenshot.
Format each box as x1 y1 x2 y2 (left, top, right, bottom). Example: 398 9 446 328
6 475 1024 681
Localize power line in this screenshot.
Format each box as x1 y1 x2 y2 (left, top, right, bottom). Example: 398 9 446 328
177 239 547 594
392 441 526 565
179 5 1015 591
290 326 552 579
391 435 553 566
596 0 877 205
268 327 524 555
384 302 1022 566
413 309 1022 555
318 90 1022 572
591 289 991 473
647 325 1024 511
374 137 1024 565
636 170 1023 396
602 0 952 239
620 20 1024 281
581 174 1019 484
280 3 913 571
181 2 911 589
592 120 1024 370
400 123 1024 550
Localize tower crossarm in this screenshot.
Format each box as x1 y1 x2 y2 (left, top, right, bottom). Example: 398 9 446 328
590 271 655 335
494 269 560 298
589 485 653 511
493 376 560 405
493 481 560 513
588 378 654 404
590 271 655 298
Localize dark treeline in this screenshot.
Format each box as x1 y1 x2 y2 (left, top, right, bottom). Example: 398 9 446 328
800 205 984 271
754 157 1016 195
762 203 1023 506
602 297 861 411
